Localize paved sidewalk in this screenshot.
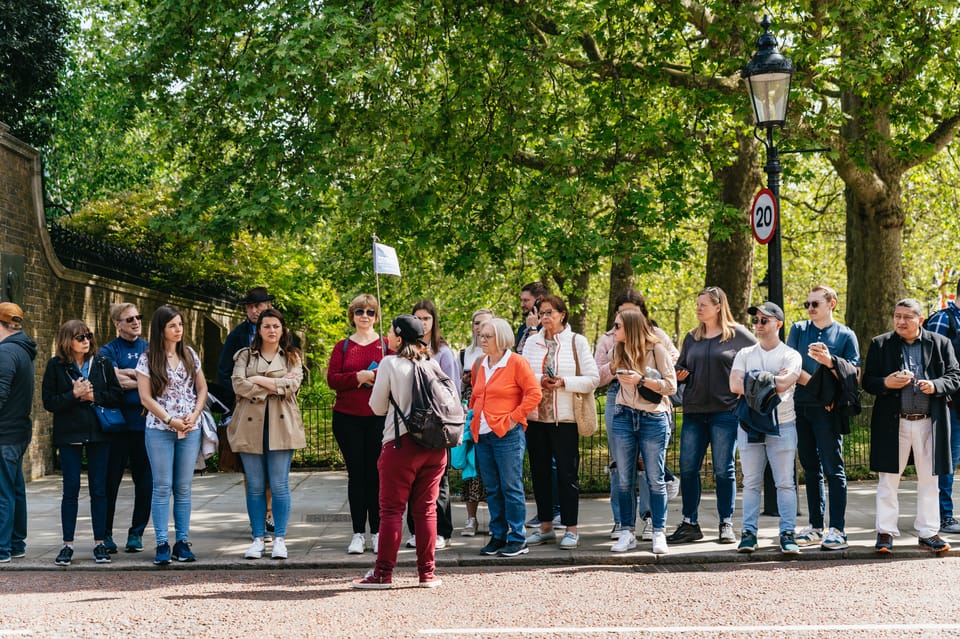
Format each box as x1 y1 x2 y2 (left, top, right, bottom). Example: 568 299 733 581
4 470 955 570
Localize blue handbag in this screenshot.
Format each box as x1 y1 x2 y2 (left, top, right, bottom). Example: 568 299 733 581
93 404 127 432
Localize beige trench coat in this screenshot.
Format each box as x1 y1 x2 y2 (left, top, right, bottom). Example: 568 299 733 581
227 347 305 454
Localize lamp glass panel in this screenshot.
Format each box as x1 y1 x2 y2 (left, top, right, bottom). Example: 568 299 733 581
746 73 791 124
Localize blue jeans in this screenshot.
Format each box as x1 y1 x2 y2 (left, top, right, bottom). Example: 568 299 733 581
938 408 960 521
58 442 111 542
239 449 293 538
795 404 847 530
0 442 28 557
679 410 738 524
145 428 201 545
476 425 527 544
739 422 798 534
606 384 626 524
609 406 669 530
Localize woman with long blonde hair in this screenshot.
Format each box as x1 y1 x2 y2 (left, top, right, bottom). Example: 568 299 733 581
607 309 676 554
668 287 755 546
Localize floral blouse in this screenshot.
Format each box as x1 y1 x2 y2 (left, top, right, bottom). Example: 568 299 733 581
136 347 202 431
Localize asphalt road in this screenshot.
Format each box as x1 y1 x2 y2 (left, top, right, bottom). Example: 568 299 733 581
3 558 960 638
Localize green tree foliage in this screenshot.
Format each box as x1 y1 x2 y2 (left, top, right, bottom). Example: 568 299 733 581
0 0 70 146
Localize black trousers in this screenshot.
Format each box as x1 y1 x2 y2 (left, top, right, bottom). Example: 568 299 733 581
104 430 152 537
526 420 580 526
333 411 384 534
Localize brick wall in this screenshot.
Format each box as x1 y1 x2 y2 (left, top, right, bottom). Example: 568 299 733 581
0 124 240 479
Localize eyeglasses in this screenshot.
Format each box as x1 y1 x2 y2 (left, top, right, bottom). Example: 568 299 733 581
73 332 94 342
353 308 377 317
802 301 822 310
122 314 144 324
478 333 495 340
613 322 622 330
751 317 774 326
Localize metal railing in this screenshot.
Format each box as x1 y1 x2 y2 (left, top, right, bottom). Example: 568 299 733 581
294 394 877 492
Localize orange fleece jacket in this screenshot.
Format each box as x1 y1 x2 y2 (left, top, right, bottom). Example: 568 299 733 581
468 352 542 441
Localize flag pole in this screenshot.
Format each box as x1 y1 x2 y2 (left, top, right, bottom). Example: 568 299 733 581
372 234 386 357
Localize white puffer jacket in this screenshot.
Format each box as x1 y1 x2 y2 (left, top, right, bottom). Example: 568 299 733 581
521 325 600 424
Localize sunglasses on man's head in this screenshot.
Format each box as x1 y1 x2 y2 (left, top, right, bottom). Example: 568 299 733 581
353 308 377 317
751 316 774 326
803 301 822 309
73 332 94 342
122 314 144 324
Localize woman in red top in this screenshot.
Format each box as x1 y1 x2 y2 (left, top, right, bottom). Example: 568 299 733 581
327 294 389 555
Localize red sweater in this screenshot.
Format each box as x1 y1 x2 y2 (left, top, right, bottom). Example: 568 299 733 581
468 352 542 440
327 338 389 416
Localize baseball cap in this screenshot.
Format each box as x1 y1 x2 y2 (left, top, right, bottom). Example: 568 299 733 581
392 314 426 345
747 301 785 322
0 302 24 326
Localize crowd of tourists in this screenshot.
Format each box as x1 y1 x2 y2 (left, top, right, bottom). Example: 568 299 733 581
0 277 959 591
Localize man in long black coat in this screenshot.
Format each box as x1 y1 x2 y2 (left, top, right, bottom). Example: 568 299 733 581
863 298 960 554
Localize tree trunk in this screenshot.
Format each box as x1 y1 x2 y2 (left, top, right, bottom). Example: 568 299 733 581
605 253 634 330
705 131 761 323
844 185 906 355
567 268 591 335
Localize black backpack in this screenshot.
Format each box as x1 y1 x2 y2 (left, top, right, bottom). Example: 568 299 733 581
389 358 465 449
924 308 960 402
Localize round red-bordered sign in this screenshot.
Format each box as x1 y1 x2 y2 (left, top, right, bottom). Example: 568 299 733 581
751 188 778 245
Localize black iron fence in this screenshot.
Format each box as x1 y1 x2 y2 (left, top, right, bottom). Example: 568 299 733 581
294 394 877 492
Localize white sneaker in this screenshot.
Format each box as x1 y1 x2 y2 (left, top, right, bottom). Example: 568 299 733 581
271 538 287 560
371 533 379 554
666 477 681 500
435 536 448 550
611 529 637 553
405 535 416 549
820 527 848 551
640 517 653 541
559 531 579 549
347 533 365 555
244 538 265 559
651 531 668 555
462 517 477 537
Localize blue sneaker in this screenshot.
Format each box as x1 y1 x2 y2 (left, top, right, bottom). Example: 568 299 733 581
102 535 118 554
172 540 196 562
779 531 800 555
154 542 171 566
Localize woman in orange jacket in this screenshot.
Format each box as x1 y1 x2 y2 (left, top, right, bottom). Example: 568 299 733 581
469 318 542 558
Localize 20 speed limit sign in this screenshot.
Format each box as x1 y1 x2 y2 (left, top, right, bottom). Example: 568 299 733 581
751 188 778 245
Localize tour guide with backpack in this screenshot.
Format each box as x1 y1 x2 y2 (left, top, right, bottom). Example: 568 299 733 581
353 314 462 589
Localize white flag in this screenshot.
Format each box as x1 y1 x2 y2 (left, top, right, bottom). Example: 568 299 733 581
373 242 401 276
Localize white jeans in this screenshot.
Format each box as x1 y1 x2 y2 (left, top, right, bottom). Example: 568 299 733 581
875 417 940 538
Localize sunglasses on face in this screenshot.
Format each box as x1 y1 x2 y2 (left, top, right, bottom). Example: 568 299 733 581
353 308 377 317
73 332 94 342
751 317 774 326
122 314 144 324
803 301 822 309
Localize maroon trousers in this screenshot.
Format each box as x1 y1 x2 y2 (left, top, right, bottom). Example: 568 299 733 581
374 434 446 581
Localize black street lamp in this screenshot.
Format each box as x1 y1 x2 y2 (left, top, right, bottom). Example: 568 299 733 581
743 15 794 316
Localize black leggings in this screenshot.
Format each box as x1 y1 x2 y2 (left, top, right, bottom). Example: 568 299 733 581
333 411 384 534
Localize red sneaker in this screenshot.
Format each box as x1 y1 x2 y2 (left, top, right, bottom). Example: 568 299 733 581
352 570 393 590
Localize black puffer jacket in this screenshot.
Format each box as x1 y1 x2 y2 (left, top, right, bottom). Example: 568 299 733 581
42 354 122 446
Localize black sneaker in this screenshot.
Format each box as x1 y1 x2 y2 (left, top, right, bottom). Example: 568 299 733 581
875 533 893 554
498 541 529 557
480 538 506 556
266 516 275 534
93 543 112 563
666 521 704 544
172 540 196 562
918 535 951 553
54 545 73 566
